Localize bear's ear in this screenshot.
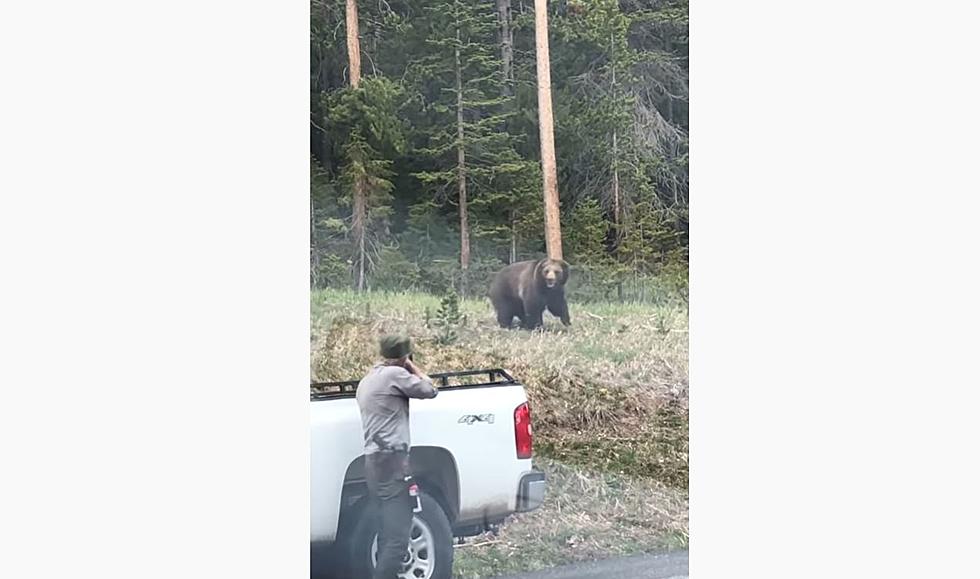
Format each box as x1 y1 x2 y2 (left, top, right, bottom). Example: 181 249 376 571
558 259 570 282
533 258 548 279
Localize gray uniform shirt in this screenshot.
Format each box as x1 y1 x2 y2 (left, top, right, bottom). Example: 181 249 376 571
356 364 438 454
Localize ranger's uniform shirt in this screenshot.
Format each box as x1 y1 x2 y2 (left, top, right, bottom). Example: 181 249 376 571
356 364 438 454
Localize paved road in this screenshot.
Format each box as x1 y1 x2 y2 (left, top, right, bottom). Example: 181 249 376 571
490 550 688 579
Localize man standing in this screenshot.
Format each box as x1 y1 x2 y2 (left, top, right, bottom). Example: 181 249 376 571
356 334 439 579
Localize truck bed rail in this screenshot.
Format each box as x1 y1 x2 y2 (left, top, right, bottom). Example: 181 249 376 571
310 368 517 401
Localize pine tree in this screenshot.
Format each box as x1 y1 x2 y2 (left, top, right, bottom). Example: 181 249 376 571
409 0 534 294
324 77 406 288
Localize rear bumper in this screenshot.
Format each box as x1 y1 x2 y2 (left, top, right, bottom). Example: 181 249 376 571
516 469 546 512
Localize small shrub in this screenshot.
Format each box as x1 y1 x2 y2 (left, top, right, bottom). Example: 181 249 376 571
433 289 462 345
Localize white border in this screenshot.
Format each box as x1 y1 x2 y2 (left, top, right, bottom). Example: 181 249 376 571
3 0 980 577
1 1 310 577
691 0 980 576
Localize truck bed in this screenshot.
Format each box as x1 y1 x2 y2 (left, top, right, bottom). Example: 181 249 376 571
310 368 519 400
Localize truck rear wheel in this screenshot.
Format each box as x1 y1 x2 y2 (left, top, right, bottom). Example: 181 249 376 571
346 490 453 579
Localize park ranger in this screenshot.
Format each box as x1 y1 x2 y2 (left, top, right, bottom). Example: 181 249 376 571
356 334 439 579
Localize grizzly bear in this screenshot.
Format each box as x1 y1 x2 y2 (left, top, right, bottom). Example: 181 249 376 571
489 258 571 329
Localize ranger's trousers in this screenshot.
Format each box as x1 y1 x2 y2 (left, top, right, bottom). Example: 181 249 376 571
364 451 412 579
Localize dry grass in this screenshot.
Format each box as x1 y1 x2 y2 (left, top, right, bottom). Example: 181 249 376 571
452 457 688 578
310 289 689 577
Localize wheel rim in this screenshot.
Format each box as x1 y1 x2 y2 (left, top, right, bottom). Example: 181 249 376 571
370 515 436 579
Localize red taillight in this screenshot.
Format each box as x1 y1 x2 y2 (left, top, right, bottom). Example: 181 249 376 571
514 402 533 459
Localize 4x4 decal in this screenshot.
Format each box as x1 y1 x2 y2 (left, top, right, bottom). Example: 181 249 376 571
458 414 495 425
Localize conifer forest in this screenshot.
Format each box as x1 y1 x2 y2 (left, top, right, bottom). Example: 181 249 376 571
311 0 688 303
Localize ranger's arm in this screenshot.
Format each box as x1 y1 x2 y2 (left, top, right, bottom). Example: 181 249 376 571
394 360 438 399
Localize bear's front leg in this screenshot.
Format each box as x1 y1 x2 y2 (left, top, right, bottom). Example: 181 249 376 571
547 296 571 326
522 300 546 330
520 314 543 330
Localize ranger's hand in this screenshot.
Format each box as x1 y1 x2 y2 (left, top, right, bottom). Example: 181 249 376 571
405 359 434 385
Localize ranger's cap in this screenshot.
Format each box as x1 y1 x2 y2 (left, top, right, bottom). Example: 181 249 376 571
380 334 412 359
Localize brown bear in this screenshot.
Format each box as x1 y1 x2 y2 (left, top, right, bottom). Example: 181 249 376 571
489 258 571 329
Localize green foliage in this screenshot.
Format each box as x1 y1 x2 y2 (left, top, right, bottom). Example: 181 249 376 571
370 247 422 291
324 77 407 158
312 254 350 288
311 157 352 289
565 197 610 266
659 247 689 304
326 78 407 221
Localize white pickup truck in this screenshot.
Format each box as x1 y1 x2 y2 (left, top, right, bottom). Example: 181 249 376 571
310 369 546 579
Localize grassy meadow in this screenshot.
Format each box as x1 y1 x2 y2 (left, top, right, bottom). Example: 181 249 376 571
311 288 689 577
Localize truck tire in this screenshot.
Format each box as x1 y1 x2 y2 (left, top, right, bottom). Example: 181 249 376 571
346 490 454 579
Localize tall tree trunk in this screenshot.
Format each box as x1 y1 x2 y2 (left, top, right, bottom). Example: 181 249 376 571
496 0 514 95
510 211 517 264
499 0 516 265
352 172 367 290
665 31 673 124
533 0 563 260
612 129 620 232
456 22 470 295
346 0 367 290
345 0 361 88
311 192 317 288
610 33 621 245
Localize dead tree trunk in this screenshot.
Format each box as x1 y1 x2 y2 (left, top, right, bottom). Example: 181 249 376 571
311 193 317 287
346 0 367 290
509 208 519 266
533 0 562 260
345 0 361 88
456 22 470 295
612 130 620 233
497 0 514 95
610 33 621 245
352 172 367 291
497 0 518 263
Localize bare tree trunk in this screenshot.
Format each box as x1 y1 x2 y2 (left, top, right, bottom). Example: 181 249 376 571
346 0 367 290
352 178 366 290
510 211 517 264
499 0 516 267
533 0 562 260
665 32 673 124
311 193 317 287
456 22 470 295
610 32 621 245
345 0 361 88
608 29 627 303
497 0 514 95
612 131 620 232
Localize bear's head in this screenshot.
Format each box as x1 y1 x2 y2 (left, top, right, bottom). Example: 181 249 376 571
535 258 570 289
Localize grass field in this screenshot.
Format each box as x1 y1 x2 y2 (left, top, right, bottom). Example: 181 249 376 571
311 288 689 578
